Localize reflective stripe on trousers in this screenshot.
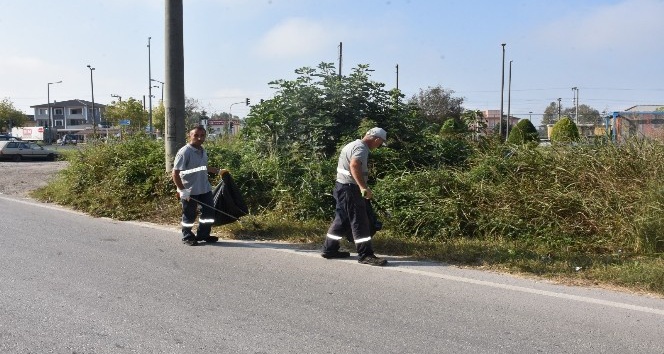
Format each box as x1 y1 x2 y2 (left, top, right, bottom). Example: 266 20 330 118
180 191 215 238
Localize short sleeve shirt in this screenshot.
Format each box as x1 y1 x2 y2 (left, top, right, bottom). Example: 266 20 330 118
336 139 369 185
173 144 212 195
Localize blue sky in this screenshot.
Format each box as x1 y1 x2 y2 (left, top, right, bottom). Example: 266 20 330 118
1 0 663 126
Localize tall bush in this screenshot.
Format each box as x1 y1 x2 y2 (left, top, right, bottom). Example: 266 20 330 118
550 117 580 143
507 119 539 145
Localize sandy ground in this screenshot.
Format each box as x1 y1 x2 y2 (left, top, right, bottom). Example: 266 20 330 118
0 161 69 197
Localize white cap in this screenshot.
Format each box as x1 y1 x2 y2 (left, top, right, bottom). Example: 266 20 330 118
366 127 387 141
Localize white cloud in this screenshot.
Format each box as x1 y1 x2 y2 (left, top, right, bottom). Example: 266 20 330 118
537 0 664 53
253 17 340 59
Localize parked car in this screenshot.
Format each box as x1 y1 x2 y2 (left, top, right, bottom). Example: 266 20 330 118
0 134 22 141
0 141 59 161
57 135 78 145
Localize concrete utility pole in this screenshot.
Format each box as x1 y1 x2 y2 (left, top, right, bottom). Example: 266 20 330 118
507 60 512 138
164 0 185 172
500 43 506 140
148 37 153 134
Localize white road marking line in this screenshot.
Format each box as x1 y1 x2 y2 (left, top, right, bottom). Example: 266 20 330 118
5 196 663 316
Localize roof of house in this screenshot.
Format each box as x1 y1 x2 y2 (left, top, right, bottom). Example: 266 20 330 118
624 105 664 112
30 99 107 109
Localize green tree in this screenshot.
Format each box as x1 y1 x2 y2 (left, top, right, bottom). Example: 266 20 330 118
460 110 486 141
550 117 580 143
507 119 539 145
152 101 165 135
542 101 560 125
0 98 27 131
185 97 203 129
563 104 601 125
408 85 464 132
243 63 399 159
104 98 147 131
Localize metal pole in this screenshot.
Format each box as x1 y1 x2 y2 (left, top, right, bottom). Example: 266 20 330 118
165 0 186 172
229 101 243 135
507 60 512 138
557 98 562 120
395 64 399 90
500 43 506 140
47 83 50 137
87 65 96 135
338 42 342 78
47 81 61 143
575 88 579 124
152 79 165 103
148 37 153 134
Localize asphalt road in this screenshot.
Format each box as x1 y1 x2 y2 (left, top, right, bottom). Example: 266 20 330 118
1 195 663 353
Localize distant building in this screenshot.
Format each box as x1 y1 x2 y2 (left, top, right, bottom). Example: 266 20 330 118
610 104 664 140
206 118 241 136
29 99 106 140
482 109 520 133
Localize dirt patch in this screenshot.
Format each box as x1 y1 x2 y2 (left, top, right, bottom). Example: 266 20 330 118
0 161 69 197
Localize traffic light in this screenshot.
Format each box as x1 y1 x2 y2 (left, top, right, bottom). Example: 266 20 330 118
245 98 250 106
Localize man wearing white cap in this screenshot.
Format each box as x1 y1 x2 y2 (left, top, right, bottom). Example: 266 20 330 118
321 127 388 266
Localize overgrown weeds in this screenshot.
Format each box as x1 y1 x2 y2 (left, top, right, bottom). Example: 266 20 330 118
32 135 664 296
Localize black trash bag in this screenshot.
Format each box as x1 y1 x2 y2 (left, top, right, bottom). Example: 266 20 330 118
212 172 248 226
366 199 383 236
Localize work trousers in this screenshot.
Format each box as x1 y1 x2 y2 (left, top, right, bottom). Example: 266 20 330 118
323 182 375 258
180 191 215 239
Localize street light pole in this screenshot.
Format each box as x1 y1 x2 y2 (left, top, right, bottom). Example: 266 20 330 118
338 42 342 78
500 43 506 140
572 87 579 124
152 79 164 103
395 64 399 91
87 65 96 135
152 85 161 102
111 94 122 102
229 101 244 135
557 97 562 121
47 80 62 144
148 36 153 134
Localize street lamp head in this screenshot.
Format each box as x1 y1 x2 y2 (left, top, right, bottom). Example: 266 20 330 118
87 65 95 70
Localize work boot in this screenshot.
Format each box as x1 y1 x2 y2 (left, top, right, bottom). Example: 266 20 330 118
199 236 219 243
182 235 198 246
358 255 387 266
321 250 351 259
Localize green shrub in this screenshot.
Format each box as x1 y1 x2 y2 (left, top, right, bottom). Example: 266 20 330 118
32 129 664 294
550 117 580 143
506 119 539 145
34 136 176 220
